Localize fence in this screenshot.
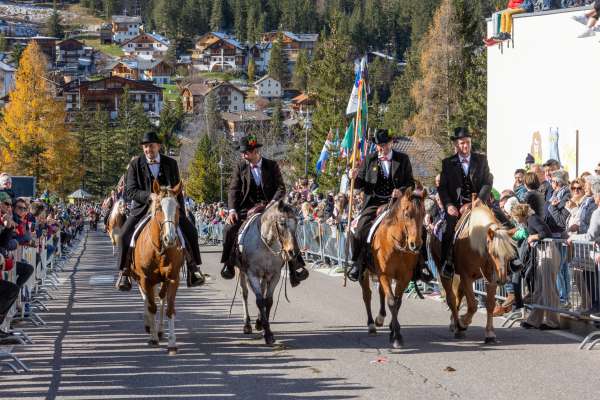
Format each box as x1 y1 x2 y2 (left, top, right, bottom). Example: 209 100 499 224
1 229 80 373
196 220 224 245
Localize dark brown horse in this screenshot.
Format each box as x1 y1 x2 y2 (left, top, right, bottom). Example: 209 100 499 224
360 189 426 348
130 181 185 355
429 201 516 343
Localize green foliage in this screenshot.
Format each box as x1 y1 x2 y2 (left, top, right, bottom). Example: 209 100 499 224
186 134 221 203
0 34 7 52
44 2 65 39
10 44 24 68
210 0 224 31
115 88 152 166
247 55 256 82
292 49 310 92
157 101 184 153
267 33 288 87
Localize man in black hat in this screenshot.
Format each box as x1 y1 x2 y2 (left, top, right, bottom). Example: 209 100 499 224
438 127 493 279
115 132 205 291
220 134 309 286
346 129 417 282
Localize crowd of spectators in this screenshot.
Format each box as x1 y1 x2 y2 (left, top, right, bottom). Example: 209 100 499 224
0 172 87 337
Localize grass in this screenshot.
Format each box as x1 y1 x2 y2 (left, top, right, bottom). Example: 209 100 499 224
63 4 104 26
81 38 123 57
196 71 238 81
160 84 180 102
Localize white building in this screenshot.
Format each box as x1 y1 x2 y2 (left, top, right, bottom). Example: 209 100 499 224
486 7 600 190
254 75 282 98
121 32 169 60
0 60 15 102
111 15 143 44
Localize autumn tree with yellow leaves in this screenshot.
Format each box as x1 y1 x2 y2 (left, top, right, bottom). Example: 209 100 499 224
0 41 78 195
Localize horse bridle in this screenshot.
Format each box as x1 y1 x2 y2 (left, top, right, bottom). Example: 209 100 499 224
260 210 298 260
152 198 179 255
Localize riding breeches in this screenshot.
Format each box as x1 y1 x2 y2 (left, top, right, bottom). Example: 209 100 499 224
221 219 244 264
350 204 381 262
441 214 459 264
116 213 144 271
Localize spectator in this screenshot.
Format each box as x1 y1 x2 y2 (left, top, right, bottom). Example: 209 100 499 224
496 0 534 40
530 164 550 200
546 170 571 234
573 1 600 38
565 178 586 235
523 171 545 218
542 159 562 201
579 175 599 234
0 173 15 204
569 178 600 243
513 168 527 201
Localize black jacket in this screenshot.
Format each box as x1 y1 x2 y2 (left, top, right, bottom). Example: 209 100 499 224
228 157 286 212
355 150 415 209
125 154 183 218
438 153 493 209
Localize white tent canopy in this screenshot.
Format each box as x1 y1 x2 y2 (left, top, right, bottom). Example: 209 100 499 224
68 189 92 199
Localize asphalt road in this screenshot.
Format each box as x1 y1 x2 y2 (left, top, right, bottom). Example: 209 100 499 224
2 229 600 400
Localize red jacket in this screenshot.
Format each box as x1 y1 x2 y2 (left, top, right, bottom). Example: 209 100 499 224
508 0 524 8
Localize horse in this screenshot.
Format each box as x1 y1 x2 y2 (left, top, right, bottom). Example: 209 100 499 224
130 180 185 355
429 200 517 343
107 198 127 255
237 200 300 345
359 189 426 348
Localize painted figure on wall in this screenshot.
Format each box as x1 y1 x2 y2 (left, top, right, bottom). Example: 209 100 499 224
548 127 560 164
530 131 543 164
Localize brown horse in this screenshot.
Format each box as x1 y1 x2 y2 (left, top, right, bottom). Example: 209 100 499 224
107 198 127 255
430 201 516 343
130 180 185 355
359 189 426 348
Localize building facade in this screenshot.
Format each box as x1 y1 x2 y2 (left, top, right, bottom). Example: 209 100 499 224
111 15 142 44
181 80 245 113
55 39 95 77
254 75 282 98
121 32 169 60
191 32 246 72
111 58 174 84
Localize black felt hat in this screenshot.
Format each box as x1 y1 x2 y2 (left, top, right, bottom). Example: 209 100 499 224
140 131 162 145
450 127 471 141
236 134 263 152
373 129 391 145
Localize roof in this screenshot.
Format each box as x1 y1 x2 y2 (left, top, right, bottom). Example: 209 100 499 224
392 136 443 179
121 32 170 47
112 15 142 24
0 60 15 72
291 93 314 105
62 75 163 93
221 111 271 122
254 75 279 85
57 38 85 49
283 31 319 42
183 80 245 97
201 32 245 50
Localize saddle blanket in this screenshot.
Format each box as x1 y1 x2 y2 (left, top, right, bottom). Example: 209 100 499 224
238 213 261 254
129 214 185 249
367 210 390 244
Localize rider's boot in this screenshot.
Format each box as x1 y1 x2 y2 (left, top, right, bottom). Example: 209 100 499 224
221 259 236 279
440 260 455 280
414 256 434 283
346 250 363 282
287 254 309 287
116 269 132 291
187 264 206 287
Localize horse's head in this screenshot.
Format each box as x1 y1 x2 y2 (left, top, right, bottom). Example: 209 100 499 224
116 199 127 215
387 188 426 253
151 180 182 250
262 200 299 262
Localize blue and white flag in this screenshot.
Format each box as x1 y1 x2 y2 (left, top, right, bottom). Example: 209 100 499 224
316 140 332 175
346 55 368 116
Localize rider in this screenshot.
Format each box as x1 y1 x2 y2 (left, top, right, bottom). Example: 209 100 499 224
438 127 493 279
115 131 205 290
346 129 417 282
220 134 309 287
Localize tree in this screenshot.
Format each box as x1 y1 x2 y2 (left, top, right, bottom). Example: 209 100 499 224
157 101 184 154
292 49 309 92
44 2 65 39
247 55 256 82
0 42 78 195
0 34 7 52
210 0 224 31
10 44 24 68
114 88 152 167
186 134 220 203
268 33 288 87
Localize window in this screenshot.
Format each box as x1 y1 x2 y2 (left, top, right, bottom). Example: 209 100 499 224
234 106 237 111
233 96 237 100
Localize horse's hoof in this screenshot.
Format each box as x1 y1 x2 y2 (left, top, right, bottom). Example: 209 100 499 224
145 326 150 334
243 324 253 334
157 331 164 340
454 330 466 339
375 315 385 327
484 336 497 344
168 347 178 355
368 324 377 335
148 339 159 346
255 318 263 332
392 339 403 349
264 333 275 346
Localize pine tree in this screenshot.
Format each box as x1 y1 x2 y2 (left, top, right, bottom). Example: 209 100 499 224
292 49 309 92
114 88 152 167
247 55 256 82
186 134 220 203
210 0 224 31
157 101 184 154
44 1 65 39
0 34 7 52
0 42 78 195
268 32 288 87
233 0 246 42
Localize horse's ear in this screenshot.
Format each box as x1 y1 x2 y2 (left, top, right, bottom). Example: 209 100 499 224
152 179 160 195
172 182 182 196
403 187 413 198
277 199 285 211
487 226 496 240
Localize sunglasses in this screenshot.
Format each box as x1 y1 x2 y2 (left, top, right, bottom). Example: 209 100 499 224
16 206 27 211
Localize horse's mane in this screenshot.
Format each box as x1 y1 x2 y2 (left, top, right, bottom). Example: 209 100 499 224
109 198 125 220
467 205 516 260
385 194 423 224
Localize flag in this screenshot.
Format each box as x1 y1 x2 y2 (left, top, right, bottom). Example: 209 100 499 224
340 120 355 157
346 55 369 116
316 139 332 175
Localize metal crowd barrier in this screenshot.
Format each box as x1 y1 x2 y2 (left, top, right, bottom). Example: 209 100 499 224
0 228 76 373
196 221 224 245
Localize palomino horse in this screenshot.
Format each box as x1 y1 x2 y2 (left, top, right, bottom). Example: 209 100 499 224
237 200 299 345
130 181 185 355
107 198 127 255
430 201 516 343
360 189 426 348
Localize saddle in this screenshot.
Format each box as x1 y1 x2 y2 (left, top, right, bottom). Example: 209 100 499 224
129 214 185 249
366 209 390 244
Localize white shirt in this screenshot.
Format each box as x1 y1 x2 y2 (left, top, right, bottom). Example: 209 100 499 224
249 158 263 187
379 151 392 178
146 153 161 178
459 154 471 176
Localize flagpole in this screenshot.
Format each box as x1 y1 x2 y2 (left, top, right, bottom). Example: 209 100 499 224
343 79 364 287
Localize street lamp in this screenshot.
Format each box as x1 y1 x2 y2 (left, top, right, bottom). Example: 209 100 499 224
217 155 224 203
302 107 312 178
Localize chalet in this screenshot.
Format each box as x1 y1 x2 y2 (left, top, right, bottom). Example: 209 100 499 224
31 36 57 64
111 15 143 43
247 42 271 74
111 58 174 84
190 32 246 72
221 111 271 139
121 32 169 60
181 80 245 113
261 31 318 66
55 39 95 77
254 75 281 99
58 76 163 120
0 60 15 104
100 23 113 44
